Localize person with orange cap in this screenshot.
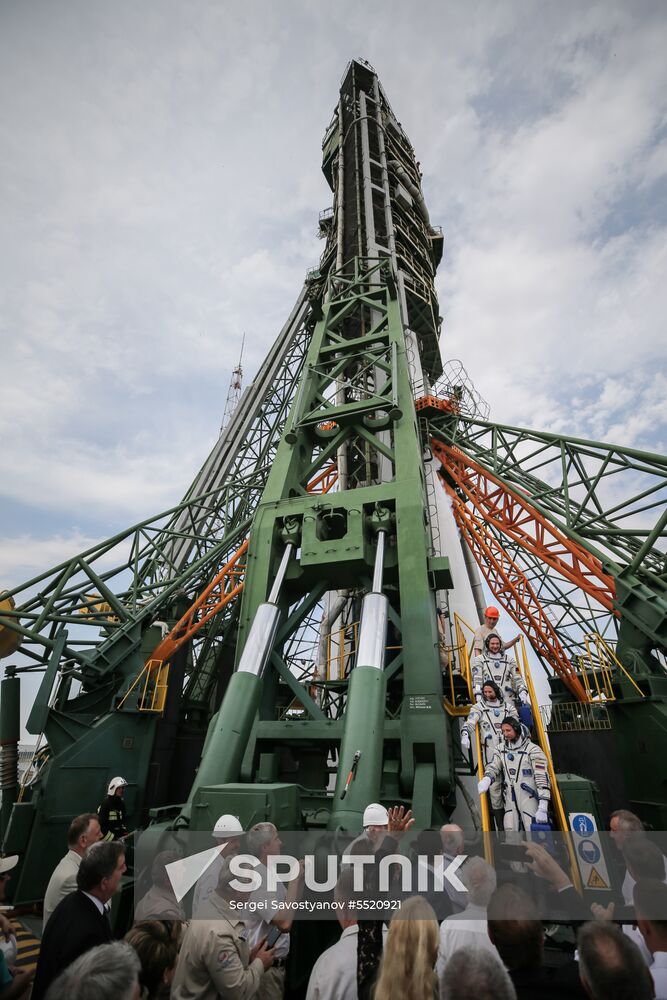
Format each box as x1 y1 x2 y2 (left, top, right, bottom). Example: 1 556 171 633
472 604 520 656
472 607 520 657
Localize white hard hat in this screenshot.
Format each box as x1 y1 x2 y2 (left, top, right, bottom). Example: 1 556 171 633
213 814 244 844
107 776 128 796
362 803 389 827
0 855 18 876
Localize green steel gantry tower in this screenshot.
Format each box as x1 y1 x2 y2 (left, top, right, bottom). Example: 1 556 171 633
1 60 666 910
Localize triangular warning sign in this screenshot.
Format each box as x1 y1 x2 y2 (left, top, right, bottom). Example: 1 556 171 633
587 866 609 889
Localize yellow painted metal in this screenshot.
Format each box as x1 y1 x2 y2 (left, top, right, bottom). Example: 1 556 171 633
441 613 475 716
518 636 582 892
0 593 22 658
578 633 645 700
547 700 612 732
475 725 494 860
324 621 400 681
78 593 120 623
447 614 492 856
117 658 170 713
325 621 359 681
454 614 475 701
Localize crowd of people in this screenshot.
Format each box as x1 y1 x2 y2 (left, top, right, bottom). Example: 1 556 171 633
0 610 663 998
0 800 664 999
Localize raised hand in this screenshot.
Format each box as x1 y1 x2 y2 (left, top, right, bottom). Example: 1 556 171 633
387 806 415 836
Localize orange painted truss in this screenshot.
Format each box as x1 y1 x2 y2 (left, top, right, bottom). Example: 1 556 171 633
150 538 249 665
431 441 616 612
147 461 339 670
306 462 339 494
433 441 598 701
448 487 588 701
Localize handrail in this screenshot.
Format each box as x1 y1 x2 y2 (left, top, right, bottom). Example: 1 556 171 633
475 726 494 860
453 613 475 701
453 614 492 857
594 633 645 697
518 636 583 892
577 632 645 700
117 658 169 713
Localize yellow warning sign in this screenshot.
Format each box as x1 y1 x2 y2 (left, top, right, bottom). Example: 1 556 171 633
587 866 609 890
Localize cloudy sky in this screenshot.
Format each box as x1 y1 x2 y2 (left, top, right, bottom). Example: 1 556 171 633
1 0 666 591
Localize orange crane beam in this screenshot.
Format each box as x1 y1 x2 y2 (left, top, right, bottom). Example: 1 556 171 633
441 474 589 701
432 440 616 612
150 538 249 666
432 442 594 701
147 462 340 670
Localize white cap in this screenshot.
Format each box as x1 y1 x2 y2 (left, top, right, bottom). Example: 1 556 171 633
362 803 389 827
213 814 244 846
107 776 128 796
0 856 18 876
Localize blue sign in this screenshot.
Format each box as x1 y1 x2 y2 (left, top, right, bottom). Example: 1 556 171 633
578 839 601 864
571 814 595 836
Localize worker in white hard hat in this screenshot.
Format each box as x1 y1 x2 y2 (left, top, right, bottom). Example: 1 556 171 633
97 777 129 841
345 803 414 856
345 803 414 999
193 814 244 918
362 803 390 849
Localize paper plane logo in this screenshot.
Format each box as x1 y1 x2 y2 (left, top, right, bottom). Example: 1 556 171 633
166 848 221 902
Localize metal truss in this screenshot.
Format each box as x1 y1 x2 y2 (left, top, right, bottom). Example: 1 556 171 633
433 442 616 610
0 288 313 718
444 416 667 581
428 409 667 691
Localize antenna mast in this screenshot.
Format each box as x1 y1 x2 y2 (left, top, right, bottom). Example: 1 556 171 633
220 333 245 433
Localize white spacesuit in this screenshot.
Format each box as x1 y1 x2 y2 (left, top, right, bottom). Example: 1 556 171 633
470 633 529 709
461 681 515 813
477 717 551 831
461 681 515 765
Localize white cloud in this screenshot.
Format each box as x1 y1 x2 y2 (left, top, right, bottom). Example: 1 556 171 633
0 0 665 574
0 531 120 588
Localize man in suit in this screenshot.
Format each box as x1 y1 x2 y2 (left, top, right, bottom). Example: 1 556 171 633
32 840 125 1000
42 812 102 927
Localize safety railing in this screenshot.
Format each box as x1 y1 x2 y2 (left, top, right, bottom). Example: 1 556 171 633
578 633 645 700
324 620 402 681
439 613 475 716
547 701 612 733
447 614 493 850
117 659 170 713
517 637 583 891
325 621 359 681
